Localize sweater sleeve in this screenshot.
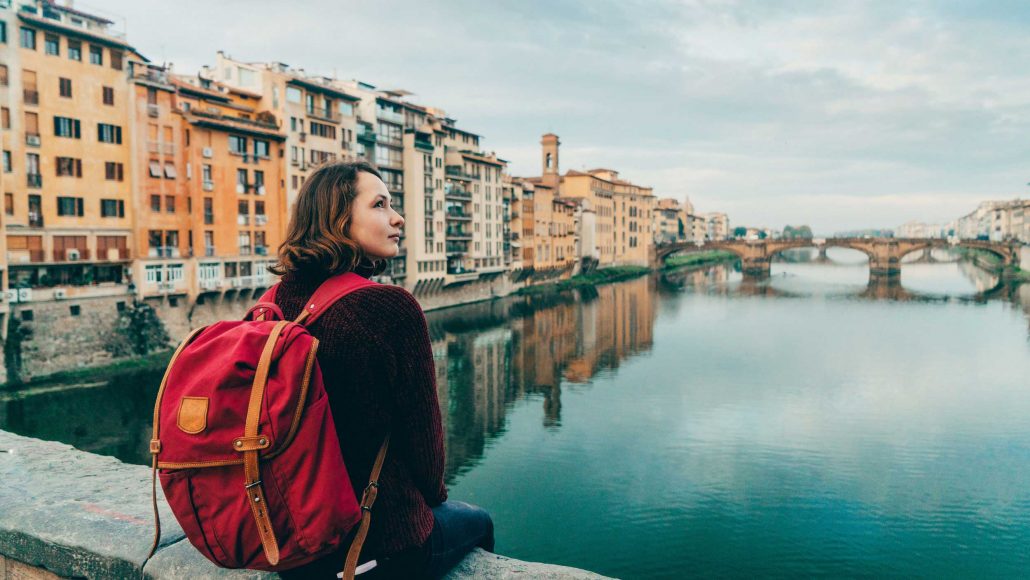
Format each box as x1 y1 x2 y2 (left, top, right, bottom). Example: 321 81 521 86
375 286 448 506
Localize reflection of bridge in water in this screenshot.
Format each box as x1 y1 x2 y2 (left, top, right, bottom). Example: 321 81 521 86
655 238 1023 281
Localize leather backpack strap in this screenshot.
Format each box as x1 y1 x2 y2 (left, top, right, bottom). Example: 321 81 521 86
341 434 391 580
237 319 290 566
293 272 379 326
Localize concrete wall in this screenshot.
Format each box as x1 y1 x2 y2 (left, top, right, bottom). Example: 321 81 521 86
0 429 608 580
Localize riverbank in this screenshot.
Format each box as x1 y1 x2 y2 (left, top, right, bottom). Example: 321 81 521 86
661 250 738 270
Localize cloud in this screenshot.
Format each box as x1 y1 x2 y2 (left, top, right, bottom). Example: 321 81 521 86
101 0 1030 231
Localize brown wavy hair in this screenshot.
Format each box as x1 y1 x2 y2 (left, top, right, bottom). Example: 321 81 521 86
269 160 386 277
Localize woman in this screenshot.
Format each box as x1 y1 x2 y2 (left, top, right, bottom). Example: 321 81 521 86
272 161 494 579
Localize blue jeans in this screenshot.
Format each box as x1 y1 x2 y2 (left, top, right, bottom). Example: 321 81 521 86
423 501 495 579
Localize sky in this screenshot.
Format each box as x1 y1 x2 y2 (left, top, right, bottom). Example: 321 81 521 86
92 0 1030 234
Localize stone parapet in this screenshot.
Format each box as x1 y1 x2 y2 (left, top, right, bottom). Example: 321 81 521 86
0 430 610 579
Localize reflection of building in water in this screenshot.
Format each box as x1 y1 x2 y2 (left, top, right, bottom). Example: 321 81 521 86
427 275 659 479
957 260 1001 293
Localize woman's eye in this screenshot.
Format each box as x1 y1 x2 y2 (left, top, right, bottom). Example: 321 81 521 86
375 200 384 208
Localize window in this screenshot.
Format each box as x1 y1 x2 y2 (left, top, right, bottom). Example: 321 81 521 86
150 194 161 212
255 200 265 215
110 50 123 70
237 168 247 190
0 65 6 86
21 310 33 322
4 193 12 216
286 86 302 103
67 39 81 61
89 44 102 65
59 77 71 98
164 163 177 179
102 86 114 106
2 150 10 173
238 231 252 255
57 196 84 216
203 198 213 225
254 139 270 158
70 305 81 317
44 34 59 56
24 111 38 136
255 231 266 250
204 232 215 256
105 161 124 181
20 27 35 50
165 195 175 213
54 116 81 138
57 157 82 177
101 199 125 218
0 21 6 44
229 135 246 154
238 199 249 215
254 170 265 193
97 123 121 143
202 164 212 183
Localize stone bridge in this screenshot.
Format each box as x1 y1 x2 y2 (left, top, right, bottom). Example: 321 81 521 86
655 238 1024 279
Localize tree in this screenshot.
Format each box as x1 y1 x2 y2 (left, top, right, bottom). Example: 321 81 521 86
757 230 768 239
733 226 748 239
105 300 171 357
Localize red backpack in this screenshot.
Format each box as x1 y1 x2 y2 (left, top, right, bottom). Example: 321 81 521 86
146 273 389 579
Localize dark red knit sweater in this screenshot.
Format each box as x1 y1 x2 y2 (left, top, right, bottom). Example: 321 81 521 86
274 271 447 560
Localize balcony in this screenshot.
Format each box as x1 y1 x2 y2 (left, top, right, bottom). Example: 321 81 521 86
376 109 404 125
147 141 176 155
148 246 181 258
445 242 469 256
446 209 472 221
446 228 472 241
53 248 91 262
28 211 43 228
27 173 42 188
307 106 341 123
377 134 402 147
444 184 472 201
414 137 434 153
445 166 477 181
7 249 45 263
357 124 377 144
23 89 39 105
255 246 269 256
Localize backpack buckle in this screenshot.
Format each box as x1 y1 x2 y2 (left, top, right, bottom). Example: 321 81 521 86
245 479 263 490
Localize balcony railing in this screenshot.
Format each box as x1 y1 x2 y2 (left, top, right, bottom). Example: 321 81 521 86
238 214 250 226
28 211 43 228
446 209 472 220
23 89 39 105
25 133 41 147
27 173 42 188
255 214 268 226
307 106 342 123
446 229 472 240
53 248 91 262
445 166 478 181
444 184 472 201
148 246 181 258
357 125 377 144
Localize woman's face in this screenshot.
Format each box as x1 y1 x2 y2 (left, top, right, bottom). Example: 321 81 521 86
348 171 405 261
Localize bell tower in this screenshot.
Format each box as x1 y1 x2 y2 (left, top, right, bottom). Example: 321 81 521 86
541 133 560 190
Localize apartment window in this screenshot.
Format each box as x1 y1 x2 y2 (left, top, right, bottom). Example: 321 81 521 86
101 199 125 218
59 77 72 98
255 231 266 250
21 310 33 322
255 200 265 215
110 50 123 70
162 162 176 179
229 135 246 154
57 196 84 217
67 39 81 61
0 21 6 44
4 193 12 215
238 231 252 255
202 164 212 183
204 231 214 255
69 305 81 317
54 116 81 138
24 111 38 137
102 86 114 106
44 34 59 56
254 170 264 193
89 44 102 65
147 87 157 105
150 194 161 212
20 27 35 50
97 123 122 143
203 197 213 225
254 139 270 158
165 195 175 213
1 107 8 130
56 157 82 177
2 150 10 173
237 168 247 190
238 199 249 215
105 161 124 181
286 86 302 103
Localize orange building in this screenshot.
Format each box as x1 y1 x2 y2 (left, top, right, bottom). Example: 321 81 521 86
3 1 142 311
127 61 286 302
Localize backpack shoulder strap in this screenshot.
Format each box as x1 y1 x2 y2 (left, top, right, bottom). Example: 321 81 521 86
294 272 379 326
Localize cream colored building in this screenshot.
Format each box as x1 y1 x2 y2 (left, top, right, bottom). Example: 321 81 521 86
706 212 729 241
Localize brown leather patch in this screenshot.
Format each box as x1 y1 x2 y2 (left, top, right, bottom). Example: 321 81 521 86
177 397 208 434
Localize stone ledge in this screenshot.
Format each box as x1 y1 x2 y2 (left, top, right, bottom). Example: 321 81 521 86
0 430 611 579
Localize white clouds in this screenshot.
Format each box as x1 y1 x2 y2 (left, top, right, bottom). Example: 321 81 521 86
102 0 1030 231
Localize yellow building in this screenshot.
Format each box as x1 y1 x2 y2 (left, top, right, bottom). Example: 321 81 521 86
4 1 142 312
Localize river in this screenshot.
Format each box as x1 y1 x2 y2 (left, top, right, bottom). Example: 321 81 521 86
2 248 1029 578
